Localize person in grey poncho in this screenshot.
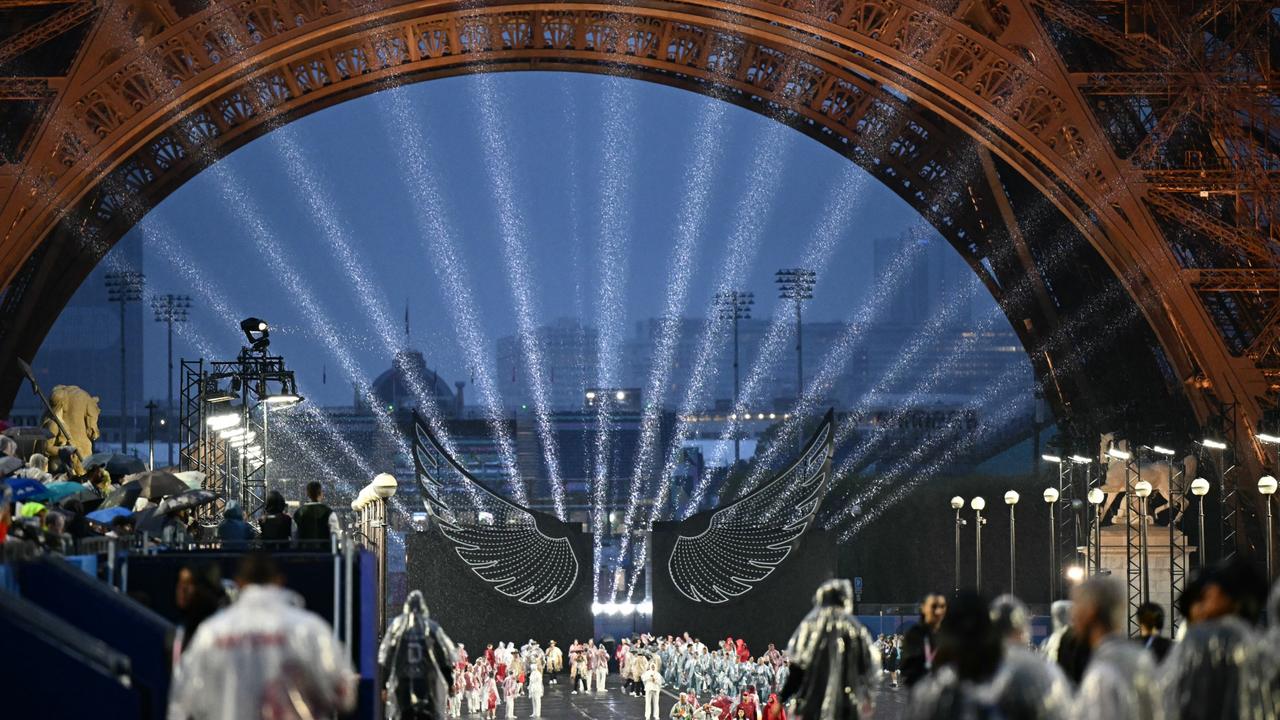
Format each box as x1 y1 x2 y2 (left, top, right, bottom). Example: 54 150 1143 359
779 579 880 720
378 590 458 720
988 594 1073 720
1161 558 1268 720
1240 579 1280 720
1072 576 1161 720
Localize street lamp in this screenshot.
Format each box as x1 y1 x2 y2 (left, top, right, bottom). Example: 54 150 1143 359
1259 475 1277 583
105 270 144 453
971 496 986 593
145 400 157 471
714 290 753 463
1191 477 1210 569
1087 487 1105 575
1044 487 1060 599
951 496 966 595
776 268 816 404
153 294 191 461
1004 490 1019 595
1135 479 1153 602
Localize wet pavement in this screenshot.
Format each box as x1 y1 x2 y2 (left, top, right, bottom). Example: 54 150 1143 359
494 674 907 720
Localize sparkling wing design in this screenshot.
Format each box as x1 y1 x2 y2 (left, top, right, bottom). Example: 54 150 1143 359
412 414 580 604
668 410 835 603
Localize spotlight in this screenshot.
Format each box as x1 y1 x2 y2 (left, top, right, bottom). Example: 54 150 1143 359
1151 445 1176 456
1088 488 1105 505
1041 454 1062 464
1106 447 1132 461
615 390 626 401
202 378 238 403
207 412 240 431
265 393 302 405
1069 455 1092 464
1256 433 1280 445
1201 438 1228 450
1065 564 1086 583
970 496 986 511
637 600 653 615
240 317 270 352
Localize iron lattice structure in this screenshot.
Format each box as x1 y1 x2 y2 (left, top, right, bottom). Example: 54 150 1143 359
0 1 1275 552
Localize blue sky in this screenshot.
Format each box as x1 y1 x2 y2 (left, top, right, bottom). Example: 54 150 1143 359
121 71 947 406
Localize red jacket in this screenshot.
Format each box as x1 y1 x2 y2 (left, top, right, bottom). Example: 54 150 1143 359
712 696 734 720
763 695 786 720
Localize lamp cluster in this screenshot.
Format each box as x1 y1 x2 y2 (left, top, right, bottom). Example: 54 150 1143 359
590 600 653 616
352 472 398 511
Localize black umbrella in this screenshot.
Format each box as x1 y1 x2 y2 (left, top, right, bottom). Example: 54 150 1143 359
84 452 146 478
98 483 142 510
0 456 23 476
3 426 51 439
122 471 189 499
156 489 217 515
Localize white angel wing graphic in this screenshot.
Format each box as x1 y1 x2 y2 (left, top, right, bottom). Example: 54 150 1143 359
412 414 580 604
667 410 835 603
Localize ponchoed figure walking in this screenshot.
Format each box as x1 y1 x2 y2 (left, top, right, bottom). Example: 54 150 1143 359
780 579 880 720
379 590 459 720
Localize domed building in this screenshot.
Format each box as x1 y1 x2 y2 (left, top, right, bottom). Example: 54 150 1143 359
363 349 463 417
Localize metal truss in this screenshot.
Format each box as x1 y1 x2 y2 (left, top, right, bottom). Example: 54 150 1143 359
0 1 1273 556
1164 451 1188 636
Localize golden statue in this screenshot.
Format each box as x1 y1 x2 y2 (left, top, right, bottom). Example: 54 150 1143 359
40 385 100 476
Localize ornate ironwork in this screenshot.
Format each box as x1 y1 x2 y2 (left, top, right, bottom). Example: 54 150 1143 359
0 1 1274 521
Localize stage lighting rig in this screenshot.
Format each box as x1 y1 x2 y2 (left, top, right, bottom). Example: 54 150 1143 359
241 317 270 352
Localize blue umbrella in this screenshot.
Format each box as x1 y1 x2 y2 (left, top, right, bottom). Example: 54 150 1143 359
4 477 49 502
43 481 91 503
85 506 133 525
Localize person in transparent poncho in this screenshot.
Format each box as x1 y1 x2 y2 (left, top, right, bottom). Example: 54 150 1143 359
779 579 880 720
1072 576 1161 720
167 553 356 720
379 589 459 720
987 594 1073 720
1240 579 1280 720
1162 559 1269 720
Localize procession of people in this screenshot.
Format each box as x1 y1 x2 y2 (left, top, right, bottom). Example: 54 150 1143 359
377 560 1280 720
426 632 798 720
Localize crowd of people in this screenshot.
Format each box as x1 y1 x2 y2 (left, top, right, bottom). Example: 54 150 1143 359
896 557 1280 720
0 435 344 558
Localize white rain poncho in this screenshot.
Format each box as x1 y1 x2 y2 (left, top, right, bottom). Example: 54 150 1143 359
987 595 1074 720
782 579 881 720
378 589 458 720
167 584 355 720
1076 636 1161 720
1238 581 1280 720
1160 614 1255 720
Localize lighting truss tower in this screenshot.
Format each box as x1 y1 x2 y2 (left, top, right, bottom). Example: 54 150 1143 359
1058 456 1083 597
105 270 144 453
153 294 191 456
776 268 816 403
714 290 753 463
1114 451 1143 638
1152 445 1189 636
178 333 303 516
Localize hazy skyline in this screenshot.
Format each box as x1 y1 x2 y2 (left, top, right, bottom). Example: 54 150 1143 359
39 72 1007 409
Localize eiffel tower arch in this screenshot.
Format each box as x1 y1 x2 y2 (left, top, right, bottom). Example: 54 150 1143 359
0 1 1274 501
